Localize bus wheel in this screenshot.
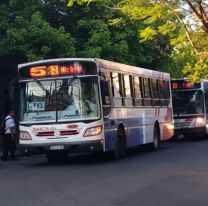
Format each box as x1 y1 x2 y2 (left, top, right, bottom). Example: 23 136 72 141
46 151 68 164
118 128 126 158
112 128 126 160
151 126 160 150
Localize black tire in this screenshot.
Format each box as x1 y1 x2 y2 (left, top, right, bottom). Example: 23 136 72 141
118 128 126 158
151 126 160 150
108 128 126 160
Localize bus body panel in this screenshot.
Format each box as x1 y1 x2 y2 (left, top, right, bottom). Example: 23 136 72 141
20 120 105 153
104 107 174 151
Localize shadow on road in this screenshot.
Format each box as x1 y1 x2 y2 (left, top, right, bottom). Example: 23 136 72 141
25 142 171 167
171 135 208 142
27 136 208 167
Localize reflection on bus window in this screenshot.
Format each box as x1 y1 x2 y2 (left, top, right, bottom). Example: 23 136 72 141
133 76 142 106
124 75 133 106
19 77 100 122
172 90 204 115
111 72 123 107
20 80 56 122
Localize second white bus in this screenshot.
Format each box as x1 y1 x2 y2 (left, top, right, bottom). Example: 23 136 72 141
171 79 208 138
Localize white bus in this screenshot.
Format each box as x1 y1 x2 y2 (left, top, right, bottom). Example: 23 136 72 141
18 58 174 162
171 79 208 138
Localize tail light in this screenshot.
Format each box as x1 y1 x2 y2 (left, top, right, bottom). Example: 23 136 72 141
167 124 174 130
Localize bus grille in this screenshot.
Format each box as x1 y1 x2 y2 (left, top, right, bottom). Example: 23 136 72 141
174 119 193 128
36 132 54 136
60 130 79 135
35 130 79 137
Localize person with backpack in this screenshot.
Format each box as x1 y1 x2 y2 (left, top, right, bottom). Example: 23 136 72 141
2 110 17 161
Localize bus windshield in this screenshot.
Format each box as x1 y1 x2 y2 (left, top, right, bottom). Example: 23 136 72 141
172 90 204 116
19 76 100 123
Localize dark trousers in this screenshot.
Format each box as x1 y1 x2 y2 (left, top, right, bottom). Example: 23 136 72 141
2 134 16 160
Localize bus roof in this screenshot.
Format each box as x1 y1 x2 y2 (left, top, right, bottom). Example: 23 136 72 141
18 58 96 68
18 58 170 79
96 58 169 79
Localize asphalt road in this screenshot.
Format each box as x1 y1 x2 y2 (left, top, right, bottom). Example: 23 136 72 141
1 137 208 206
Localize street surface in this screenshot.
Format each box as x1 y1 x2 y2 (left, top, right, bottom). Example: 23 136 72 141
1 137 208 206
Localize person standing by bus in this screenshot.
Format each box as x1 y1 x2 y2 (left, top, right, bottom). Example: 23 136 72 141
2 110 17 161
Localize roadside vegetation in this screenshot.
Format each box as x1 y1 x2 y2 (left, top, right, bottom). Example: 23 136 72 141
0 0 207 80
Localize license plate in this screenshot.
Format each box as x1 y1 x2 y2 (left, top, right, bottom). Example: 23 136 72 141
50 145 64 150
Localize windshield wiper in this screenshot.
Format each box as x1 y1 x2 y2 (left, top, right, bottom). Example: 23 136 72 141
68 76 78 86
34 79 49 93
55 76 78 90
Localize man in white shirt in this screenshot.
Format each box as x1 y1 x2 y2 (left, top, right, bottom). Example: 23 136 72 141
2 110 17 161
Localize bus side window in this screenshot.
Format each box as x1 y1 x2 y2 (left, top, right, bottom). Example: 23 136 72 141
100 80 111 116
133 76 143 106
152 79 160 106
120 74 125 106
143 78 152 106
159 80 166 106
124 75 133 107
165 80 171 106
148 78 153 104
129 76 134 106
111 72 123 107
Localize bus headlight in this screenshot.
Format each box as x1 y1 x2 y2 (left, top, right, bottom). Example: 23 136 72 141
84 126 103 137
20 131 32 140
196 117 204 126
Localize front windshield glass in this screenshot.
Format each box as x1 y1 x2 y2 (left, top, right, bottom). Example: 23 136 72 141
20 76 100 123
172 90 204 115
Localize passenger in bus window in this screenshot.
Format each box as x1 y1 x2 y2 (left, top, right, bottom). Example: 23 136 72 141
81 80 98 117
56 82 71 110
83 100 97 116
66 95 79 115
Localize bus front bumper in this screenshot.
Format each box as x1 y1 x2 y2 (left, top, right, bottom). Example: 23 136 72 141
19 140 104 155
174 126 206 137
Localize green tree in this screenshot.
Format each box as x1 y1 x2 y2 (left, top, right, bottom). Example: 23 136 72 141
0 0 76 69
67 0 208 81
67 0 176 70
115 0 208 80
1 0 161 71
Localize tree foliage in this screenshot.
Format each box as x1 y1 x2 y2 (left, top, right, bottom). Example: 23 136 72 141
0 0 75 68
1 0 207 82
0 0 168 72
67 0 208 81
